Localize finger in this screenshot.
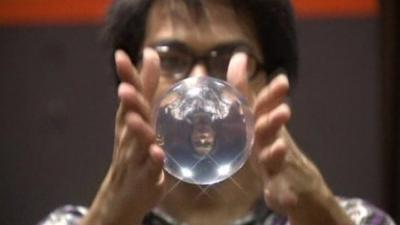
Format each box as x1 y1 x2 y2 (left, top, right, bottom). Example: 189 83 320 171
254 74 289 117
115 103 126 136
122 112 156 163
277 127 305 160
140 48 161 102
227 52 253 102
115 49 143 92
258 138 288 176
264 181 298 211
118 82 151 122
278 188 298 209
255 103 291 147
146 144 165 185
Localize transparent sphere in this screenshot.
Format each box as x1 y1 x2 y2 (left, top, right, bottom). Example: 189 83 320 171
152 76 254 185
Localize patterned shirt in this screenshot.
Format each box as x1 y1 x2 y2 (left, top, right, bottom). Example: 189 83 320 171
37 198 395 225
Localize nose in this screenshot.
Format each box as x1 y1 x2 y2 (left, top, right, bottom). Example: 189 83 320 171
189 63 208 77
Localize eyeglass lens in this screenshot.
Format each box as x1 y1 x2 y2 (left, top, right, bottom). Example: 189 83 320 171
153 42 259 81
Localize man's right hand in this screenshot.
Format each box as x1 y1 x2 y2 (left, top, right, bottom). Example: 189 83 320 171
80 49 165 225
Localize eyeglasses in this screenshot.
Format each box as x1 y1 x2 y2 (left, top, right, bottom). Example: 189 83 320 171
145 41 264 81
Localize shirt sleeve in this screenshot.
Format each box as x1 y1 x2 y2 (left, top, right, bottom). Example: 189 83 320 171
260 198 396 225
37 205 88 225
339 198 396 225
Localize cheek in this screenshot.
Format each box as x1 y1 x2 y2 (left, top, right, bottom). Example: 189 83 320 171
153 76 177 102
247 74 266 108
249 73 267 94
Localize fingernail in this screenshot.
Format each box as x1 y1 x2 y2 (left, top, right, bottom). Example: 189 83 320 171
143 48 155 60
276 74 289 86
143 48 160 66
232 52 248 63
114 49 124 62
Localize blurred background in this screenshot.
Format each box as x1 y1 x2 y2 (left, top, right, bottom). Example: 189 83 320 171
0 0 399 224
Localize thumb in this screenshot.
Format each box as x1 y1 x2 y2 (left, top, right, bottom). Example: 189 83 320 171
141 48 161 102
226 53 253 104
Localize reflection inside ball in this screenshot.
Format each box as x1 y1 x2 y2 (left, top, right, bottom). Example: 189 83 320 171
152 76 254 185
191 112 215 155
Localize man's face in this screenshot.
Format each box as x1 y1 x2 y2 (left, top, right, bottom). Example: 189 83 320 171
143 0 267 102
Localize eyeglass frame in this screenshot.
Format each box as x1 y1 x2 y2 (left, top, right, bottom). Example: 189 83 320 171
139 40 265 81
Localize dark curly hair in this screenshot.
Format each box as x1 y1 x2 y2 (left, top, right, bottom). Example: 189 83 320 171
102 0 298 82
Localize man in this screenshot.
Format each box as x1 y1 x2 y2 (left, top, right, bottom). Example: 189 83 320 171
39 0 395 225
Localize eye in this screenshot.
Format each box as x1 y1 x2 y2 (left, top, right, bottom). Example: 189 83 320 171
158 50 192 80
208 44 260 80
244 55 258 79
208 50 232 80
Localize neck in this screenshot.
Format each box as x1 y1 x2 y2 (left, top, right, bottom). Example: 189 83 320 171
158 163 263 225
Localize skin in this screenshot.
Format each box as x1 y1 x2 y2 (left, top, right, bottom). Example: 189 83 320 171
80 1 356 225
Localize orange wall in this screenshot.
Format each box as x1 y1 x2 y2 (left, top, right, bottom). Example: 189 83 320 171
0 0 378 25
293 0 378 18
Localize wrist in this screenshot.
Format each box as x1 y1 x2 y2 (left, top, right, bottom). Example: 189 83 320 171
287 186 354 225
80 171 146 225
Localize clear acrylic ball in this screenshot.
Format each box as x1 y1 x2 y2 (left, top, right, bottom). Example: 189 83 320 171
152 76 254 185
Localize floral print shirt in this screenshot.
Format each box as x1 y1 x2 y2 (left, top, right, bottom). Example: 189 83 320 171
38 198 395 225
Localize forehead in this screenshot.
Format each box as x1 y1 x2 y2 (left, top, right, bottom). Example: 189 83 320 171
144 0 261 54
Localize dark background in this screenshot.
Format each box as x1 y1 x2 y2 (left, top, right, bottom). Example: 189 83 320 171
0 2 399 225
